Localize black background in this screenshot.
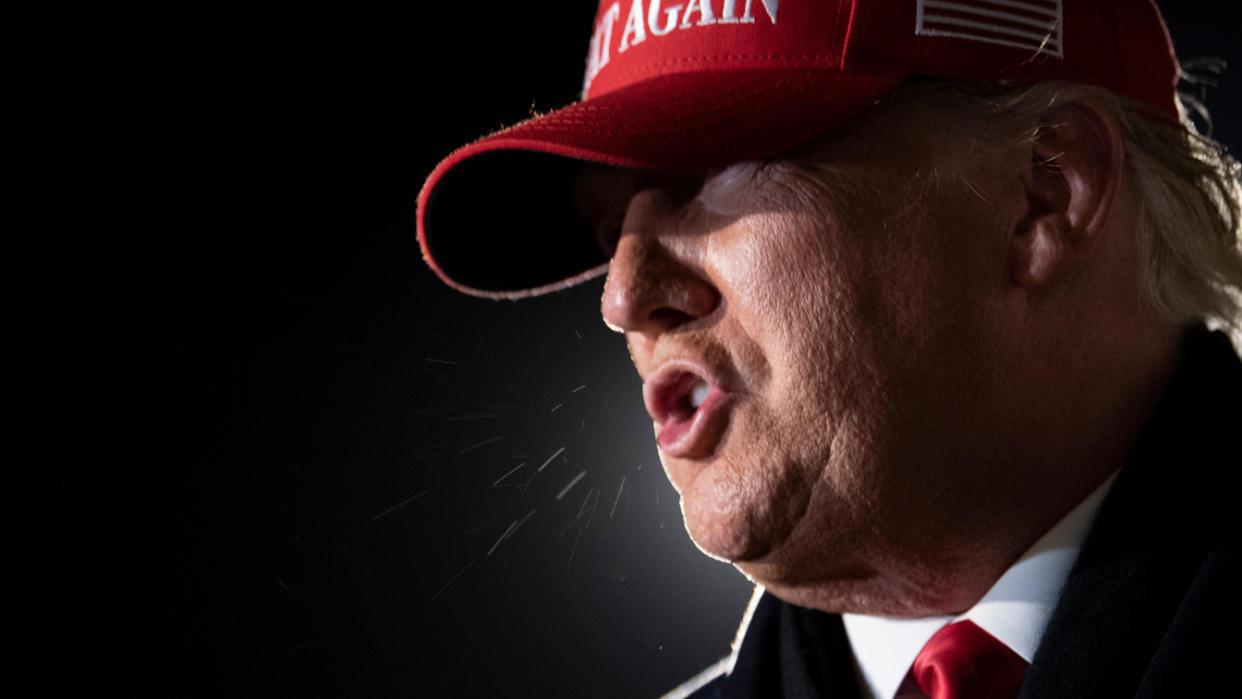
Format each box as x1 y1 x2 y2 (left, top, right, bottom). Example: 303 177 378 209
40 3 1239 697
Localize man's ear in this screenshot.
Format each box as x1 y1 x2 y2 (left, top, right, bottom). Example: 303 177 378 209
1011 102 1125 289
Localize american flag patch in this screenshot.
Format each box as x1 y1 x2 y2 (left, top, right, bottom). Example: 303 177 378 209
916 0 1064 57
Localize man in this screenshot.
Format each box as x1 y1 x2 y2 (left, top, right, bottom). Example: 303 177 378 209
419 0 1241 696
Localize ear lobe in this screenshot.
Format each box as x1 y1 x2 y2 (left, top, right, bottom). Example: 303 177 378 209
1010 102 1124 290
1012 213 1068 287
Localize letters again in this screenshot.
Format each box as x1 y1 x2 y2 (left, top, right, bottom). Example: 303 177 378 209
584 0 780 93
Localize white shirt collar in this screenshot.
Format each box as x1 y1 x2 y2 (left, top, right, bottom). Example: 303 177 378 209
841 472 1119 699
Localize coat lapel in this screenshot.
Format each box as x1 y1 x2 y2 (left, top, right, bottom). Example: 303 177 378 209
690 591 862 698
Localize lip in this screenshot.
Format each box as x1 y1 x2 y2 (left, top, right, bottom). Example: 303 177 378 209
643 360 736 459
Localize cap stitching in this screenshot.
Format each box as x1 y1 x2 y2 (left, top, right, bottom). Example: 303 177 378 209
536 77 839 137
593 52 840 92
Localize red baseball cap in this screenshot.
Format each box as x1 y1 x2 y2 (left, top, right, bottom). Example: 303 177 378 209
419 0 1178 298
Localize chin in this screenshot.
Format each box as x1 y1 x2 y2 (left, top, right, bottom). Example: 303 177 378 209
682 503 771 562
677 465 806 564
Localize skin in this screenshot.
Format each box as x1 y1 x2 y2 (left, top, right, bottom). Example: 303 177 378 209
584 88 1183 617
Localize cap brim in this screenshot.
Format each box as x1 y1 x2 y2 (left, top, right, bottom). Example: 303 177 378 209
418 67 907 299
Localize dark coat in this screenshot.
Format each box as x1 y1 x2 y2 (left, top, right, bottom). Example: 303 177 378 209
687 327 1242 698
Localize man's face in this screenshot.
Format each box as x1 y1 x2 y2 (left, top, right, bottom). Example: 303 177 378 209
583 95 1035 615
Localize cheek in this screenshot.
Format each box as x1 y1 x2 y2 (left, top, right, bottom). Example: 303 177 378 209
713 211 857 349
746 217 876 417
683 215 880 557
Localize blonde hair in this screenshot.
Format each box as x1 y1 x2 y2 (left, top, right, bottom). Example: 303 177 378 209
894 79 1242 332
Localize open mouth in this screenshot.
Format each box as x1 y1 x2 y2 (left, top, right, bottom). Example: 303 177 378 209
644 366 733 459
667 374 711 420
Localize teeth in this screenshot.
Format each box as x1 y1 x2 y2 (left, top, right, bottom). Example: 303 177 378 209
689 380 710 409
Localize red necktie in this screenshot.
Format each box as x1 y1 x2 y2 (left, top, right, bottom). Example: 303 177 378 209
911 620 1028 699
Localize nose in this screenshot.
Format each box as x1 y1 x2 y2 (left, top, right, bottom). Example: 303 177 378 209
600 189 720 336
